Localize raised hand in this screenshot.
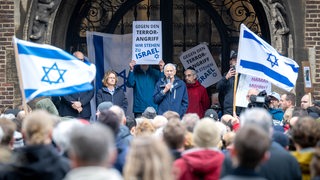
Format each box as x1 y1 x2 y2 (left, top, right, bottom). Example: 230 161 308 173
159 60 165 72
129 60 136 71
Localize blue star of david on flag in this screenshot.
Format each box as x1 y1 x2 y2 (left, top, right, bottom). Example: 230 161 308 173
41 63 67 84
237 24 299 91
116 69 127 92
266 53 279 67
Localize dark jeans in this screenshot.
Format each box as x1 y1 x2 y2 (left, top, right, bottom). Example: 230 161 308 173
134 113 142 118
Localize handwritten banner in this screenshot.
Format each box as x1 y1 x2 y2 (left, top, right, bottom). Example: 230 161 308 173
236 74 271 107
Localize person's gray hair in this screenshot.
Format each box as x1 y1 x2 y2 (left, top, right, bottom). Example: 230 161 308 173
240 108 273 136
109 105 126 123
164 63 176 71
69 123 115 165
0 114 15 120
52 119 84 154
186 68 197 79
182 113 200 132
97 101 113 112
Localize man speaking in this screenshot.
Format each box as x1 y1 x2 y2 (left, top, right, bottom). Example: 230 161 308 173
153 63 188 117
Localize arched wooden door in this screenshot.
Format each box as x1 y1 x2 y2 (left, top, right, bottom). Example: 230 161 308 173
65 0 269 77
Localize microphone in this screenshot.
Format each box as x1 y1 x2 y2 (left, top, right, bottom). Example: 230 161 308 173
166 78 171 84
167 76 173 92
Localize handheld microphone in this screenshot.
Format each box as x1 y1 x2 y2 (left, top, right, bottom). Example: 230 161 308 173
166 78 171 84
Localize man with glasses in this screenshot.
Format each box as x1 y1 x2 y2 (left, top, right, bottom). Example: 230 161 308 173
184 67 210 118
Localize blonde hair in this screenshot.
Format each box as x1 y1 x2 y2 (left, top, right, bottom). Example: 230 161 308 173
102 70 118 86
16 104 32 113
124 135 174 180
0 117 16 146
22 110 55 145
283 107 294 124
152 115 168 129
134 120 155 136
184 131 194 149
162 111 180 121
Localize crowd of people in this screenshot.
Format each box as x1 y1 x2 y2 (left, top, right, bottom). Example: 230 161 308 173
1 51 320 179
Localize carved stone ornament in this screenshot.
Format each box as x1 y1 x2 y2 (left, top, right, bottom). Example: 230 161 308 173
268 0 289 35
260 0 290 54
29 0 61 42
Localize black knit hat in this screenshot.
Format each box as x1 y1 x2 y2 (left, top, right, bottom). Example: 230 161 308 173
230 52 237 59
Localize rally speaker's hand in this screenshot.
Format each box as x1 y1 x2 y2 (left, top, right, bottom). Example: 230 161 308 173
129 60 136 71
159 60 165 72
226 68 236 80
163 83 172 94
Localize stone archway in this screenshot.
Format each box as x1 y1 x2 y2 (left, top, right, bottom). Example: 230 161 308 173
50 0 273 73
23 1 293 69
5 0 312 110
22 0 296 93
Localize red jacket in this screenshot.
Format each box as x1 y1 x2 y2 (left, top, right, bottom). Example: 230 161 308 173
174 148 224 180
186 81 210 118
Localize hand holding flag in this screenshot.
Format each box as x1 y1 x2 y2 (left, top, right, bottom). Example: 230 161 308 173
13 37 96 102
236 24 299 91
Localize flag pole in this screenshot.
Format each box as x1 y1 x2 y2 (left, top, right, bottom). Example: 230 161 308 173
233 72 239 117
308 92 312 107
12 37 29 114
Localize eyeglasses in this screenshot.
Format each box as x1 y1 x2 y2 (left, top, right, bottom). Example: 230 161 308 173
185 74 193 77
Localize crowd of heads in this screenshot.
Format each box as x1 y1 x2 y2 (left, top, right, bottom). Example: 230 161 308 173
2 49 320 179
0 93 320 179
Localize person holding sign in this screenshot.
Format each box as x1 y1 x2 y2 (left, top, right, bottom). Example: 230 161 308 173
126 60 165 118
184 67 210 118
153 63 188 117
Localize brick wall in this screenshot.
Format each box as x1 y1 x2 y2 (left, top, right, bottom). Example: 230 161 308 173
0 0 18 112
305 0 320 97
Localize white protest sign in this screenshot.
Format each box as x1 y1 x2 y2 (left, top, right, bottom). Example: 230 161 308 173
132 21 162 64
179 44 222 88
236 74 271 107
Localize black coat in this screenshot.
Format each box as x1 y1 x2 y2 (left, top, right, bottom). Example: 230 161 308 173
58 89 94 119
216 74 243 115
0 144 70 180
96 86 128 113
217 75 235 115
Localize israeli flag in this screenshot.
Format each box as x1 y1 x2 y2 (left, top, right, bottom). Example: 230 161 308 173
236 24 299 91
86 32 133 116
13 37 96 102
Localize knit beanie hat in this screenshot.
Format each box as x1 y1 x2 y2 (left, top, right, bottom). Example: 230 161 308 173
97 101 113 112
193 118 221 148
142 107 157 119
204 109 219 121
